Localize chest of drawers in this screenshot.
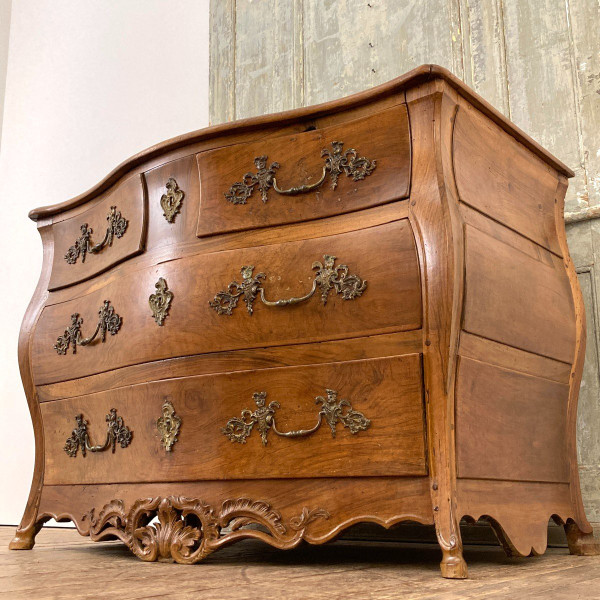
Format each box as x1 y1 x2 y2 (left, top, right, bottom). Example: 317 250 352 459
10 65 599 578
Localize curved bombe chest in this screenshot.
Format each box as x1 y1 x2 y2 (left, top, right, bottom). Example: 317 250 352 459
14 67 597 577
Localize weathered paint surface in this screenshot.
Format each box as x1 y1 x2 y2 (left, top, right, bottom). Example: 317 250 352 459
211 0 600 523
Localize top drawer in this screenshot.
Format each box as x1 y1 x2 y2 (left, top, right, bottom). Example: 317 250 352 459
196 104 411 237
48 175 147 290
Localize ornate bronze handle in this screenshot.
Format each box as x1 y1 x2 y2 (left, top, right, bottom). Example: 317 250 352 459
54 300 122 354
209 254 366 316
64 408 132 457
222 389 371 446
224 141 376 204
64 206 128 264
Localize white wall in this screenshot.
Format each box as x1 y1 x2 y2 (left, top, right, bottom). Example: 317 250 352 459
0 0 209 525
0 0 10 148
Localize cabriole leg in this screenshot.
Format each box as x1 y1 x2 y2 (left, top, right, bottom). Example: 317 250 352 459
565 521 600 556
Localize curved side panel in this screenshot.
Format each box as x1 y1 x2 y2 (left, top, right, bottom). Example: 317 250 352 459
453 104 562 255
555 175 598 548
9 220 54 550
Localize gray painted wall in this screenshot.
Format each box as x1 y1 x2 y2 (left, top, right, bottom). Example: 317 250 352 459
209 0 600 523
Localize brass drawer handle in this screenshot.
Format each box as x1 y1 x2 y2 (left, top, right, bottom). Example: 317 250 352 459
64 408 132 457
209 254 366 316
64 206 128 264
54 300 122 354
224 141 376 205
222 389 371 446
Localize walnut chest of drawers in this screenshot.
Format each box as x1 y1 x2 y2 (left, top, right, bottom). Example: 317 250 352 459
10 65 599 578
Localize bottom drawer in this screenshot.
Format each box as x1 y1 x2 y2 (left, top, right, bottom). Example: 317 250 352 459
42 354 426 484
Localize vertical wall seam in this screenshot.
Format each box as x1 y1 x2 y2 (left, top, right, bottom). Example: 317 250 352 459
449 0 465 80
461 0 474 89
496 0 511 120
293 0 305 109
577 266 600 390
231 0 237 121
300 0 305 108
565 0 589 205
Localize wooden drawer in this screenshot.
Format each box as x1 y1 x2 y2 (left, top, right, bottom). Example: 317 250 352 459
42 354 427 485
196 104 410 237
48 175 147 290
32 218 422 384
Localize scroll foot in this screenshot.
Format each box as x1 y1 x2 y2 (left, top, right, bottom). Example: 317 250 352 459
9 522 43 550
565 522 600 556
440 547 468 579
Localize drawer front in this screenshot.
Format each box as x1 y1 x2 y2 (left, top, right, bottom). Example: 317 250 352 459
196 104 410 237
32 219 422 384
42 354 427 485
49 175 147 290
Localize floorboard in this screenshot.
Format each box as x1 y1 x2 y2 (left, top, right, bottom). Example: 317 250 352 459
2 526 600 599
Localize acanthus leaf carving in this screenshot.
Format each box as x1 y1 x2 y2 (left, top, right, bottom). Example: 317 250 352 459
85 496 329 564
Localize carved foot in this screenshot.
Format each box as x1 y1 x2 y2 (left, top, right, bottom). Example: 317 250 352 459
9 523 42 550
565 522 600 556
440 547 468 579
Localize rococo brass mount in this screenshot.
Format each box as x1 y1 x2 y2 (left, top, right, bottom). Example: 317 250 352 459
160 177 184 223
222 389 371 446
156 399 181 452
209 254 366 316
64 206 128 264
149 277 173 326
54 300 122 354
224 141 376 204
64 408 132 458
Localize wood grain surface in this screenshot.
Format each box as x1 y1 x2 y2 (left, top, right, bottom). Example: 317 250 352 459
463 224 576 363
456 356 570 483
453 102 562 255
196 104 410 236
36 330 422 402
48 175 147 290
5 526 600 600
32 218 421 384
41 354 426 484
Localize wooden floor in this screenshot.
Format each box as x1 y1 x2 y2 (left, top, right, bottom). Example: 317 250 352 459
2 526 600 599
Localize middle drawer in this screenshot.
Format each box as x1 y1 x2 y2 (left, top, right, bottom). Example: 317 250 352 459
42 354 426 485
32 218 422 384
